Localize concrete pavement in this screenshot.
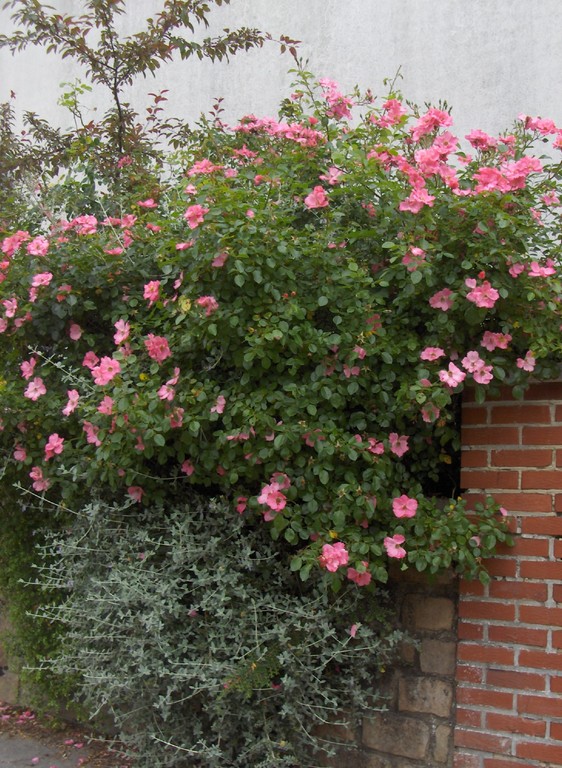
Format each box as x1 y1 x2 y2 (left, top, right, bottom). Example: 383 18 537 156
0 731 90 767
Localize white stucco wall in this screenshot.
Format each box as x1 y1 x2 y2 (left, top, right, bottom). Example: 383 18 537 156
1 0 561 142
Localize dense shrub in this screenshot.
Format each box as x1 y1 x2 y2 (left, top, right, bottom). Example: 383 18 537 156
3 70 560 585
1 62 561 764
37 496 402 767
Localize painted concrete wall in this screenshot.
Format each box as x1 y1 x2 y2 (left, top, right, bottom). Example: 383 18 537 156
1 0 561 144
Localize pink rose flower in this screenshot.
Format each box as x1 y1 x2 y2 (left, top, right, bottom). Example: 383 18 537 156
420 347 445 361
20 357 37 380
143 280 161 306
392 495 418 518
44 433 64 460
257 482 287 519
465 278 500 309
347 562 372 586
383 534 407 559
29 466 50 492
91 356 121 385
69 323 82 340
438 363 466 388
517 351 536 372
114 319 130 345
144 334 171 363
196 295 219 316
184 204 209 229
128 486 144 503
319 542 349 572
389 432 409 458
24 377 46 401
26 236 50 256
429 288 454 311
31 271 53 288
210 395 226 414
304 186 329 209
62 389 80 416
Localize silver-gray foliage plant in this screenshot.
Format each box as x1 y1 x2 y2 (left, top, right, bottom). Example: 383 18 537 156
36 495 404 767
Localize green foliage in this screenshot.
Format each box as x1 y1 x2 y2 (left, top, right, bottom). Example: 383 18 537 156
36 496 402 767
3 70 556 592
0 0 298 188
1 49 561 766
0 486 75 708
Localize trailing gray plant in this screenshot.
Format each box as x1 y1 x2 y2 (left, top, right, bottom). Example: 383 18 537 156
35 494 403 767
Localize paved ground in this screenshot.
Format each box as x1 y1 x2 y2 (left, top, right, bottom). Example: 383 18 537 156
0 731 89 767
0 702 131 768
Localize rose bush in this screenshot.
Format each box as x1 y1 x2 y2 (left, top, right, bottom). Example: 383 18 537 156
3 70 562 593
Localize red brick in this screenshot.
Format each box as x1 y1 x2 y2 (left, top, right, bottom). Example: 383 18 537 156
552 676 562 693
485 712 546 737
485 493 552 513
457 644 515 666
462 449 490 468
463 406 490 425
525 381 562 401
522 515 562 536
483 558 518 578
556 449 562 466
519 649 562 672
463 426 521 446
460 580 487 597
454 728 511 754
509 537 549 557
520 605 562 627
457 665 485 684
455 753 482 768
518 693 562 717
457 707 483 727
556 494 562 513
456 687 514 710
521 470 562 490
516 741 562 764
519 561 562 581
461 470 520 490
484 760 532 768
487 669 545 691
458 621 485 641
553 631 562 649
494 542 517 558
523 425 562 445
556 405 562 423
492 448 552 468
551 722 562 741
490 405 551 424
487 580 547 602
555 540 562 559
554 584 562 603
488 625 548 648
459 601 516 622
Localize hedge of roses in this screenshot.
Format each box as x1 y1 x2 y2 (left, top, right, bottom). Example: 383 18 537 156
2 70 562 591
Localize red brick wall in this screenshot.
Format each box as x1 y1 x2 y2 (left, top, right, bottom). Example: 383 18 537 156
457 382 562 768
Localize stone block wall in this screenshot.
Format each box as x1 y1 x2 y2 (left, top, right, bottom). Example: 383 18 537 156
457 382 562 768
318 571 458 768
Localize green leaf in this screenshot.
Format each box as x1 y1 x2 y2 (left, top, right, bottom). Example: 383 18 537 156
410 270 423 284
290 556 303 572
